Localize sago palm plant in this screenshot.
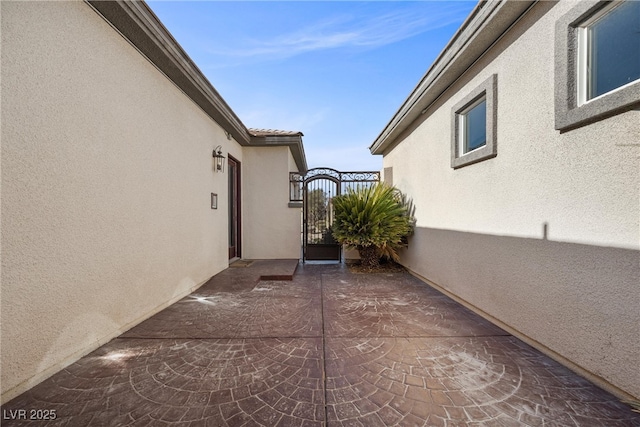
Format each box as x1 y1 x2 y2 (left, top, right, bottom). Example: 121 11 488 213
332 183 415 268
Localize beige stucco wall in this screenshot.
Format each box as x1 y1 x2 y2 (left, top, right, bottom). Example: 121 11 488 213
382 1 640 398
242 146 302 259
1 1 240 402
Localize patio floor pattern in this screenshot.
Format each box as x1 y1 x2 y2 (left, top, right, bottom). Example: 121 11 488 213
3 261 639 426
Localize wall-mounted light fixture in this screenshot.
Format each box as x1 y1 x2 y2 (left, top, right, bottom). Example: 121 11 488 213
212 145 226 172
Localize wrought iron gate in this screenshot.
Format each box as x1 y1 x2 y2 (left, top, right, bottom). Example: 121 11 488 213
290 168 380 262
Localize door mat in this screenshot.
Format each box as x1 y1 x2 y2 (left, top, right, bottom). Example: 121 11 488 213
230 259 254 268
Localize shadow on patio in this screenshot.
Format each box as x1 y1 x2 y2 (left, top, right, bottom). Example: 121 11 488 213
3 260 639 426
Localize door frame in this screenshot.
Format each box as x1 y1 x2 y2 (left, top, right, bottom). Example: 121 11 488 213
303 173 341 261
228 155 241 260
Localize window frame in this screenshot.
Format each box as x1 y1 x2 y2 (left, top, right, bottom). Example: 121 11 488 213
459 96 488 155
555 0 640 131
451 74 497 169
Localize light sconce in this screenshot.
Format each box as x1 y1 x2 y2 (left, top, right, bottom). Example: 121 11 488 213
212 145 226 172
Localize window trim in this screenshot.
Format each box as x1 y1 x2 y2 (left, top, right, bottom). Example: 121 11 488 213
555 0 640 131
451 74 497 169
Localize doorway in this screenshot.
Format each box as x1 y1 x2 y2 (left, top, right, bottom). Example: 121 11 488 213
292 168 380 262
228 156 241 259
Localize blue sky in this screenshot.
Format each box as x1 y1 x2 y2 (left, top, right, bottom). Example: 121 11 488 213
147 1 477 171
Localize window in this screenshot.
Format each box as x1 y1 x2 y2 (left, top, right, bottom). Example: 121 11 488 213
460 98 487 154
555 0 640 131
578 1 640 104
451 74 497 169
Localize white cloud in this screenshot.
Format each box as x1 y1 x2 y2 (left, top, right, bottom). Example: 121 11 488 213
207 4 470 61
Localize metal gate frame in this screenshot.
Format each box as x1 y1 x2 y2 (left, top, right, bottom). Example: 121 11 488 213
290 168 380 262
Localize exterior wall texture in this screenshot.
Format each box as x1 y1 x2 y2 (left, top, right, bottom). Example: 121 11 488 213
382 1 640 398
243 146 302 259
1 1 239 402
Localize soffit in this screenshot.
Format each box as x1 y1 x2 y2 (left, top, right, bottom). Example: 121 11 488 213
248 129 308 174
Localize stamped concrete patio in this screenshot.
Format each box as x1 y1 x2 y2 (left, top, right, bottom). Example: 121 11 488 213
3 260 639 426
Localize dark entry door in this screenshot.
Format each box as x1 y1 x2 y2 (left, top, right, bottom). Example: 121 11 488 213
228 157 240 259
304 175 341 261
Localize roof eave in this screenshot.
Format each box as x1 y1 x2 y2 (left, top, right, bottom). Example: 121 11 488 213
86 0 252 145
370 0 537 155
249 135 308 174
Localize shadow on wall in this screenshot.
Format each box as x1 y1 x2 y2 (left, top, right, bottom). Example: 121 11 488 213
2 274 204 404
400 226 640 399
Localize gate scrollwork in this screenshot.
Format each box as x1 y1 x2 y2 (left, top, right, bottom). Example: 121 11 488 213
290 168 380 261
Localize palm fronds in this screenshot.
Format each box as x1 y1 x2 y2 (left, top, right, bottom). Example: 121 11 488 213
332 182 415 267
623 399 640 414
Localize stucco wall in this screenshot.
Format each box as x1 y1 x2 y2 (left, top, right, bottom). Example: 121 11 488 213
1 1 238 402
243 146 302 259
382 1 640 398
